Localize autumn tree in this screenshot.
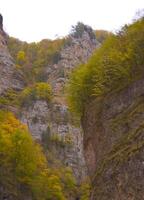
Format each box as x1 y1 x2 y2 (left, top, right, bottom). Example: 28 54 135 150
0 111 67 200
67 17 144 115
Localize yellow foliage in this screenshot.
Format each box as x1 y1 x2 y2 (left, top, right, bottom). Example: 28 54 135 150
19 82 52 106
67 17 144 115
35 82 52 100
0 111 77 199
16 50 26 65
80 178 91 200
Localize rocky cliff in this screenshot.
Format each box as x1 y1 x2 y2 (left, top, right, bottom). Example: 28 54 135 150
0 15 24 96
0 17 100 188
1 12 143 200
20 25 99 181
83 79 144 199
80 20 144 200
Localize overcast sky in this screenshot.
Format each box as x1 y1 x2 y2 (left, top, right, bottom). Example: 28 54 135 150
1 0 144 42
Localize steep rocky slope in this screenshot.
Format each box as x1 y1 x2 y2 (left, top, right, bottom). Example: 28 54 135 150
0 16 100 188
74 18 144 199
0 16 24 96
20 25 99 181
2 11 144 200
83 78 144 199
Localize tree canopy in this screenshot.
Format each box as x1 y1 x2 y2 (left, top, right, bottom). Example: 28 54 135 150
0 111 78 199
67 17 144 115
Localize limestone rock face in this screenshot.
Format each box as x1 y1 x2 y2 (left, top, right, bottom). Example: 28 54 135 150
82 78 144 199
0 18 99 183
0 24 24 95
47 27 99 95
21 100 87 180
21 100 51 140
20 26 99 181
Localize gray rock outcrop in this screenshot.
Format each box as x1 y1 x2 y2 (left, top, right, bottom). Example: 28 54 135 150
20 25 99 181
82 77 144 199
0 16 24 96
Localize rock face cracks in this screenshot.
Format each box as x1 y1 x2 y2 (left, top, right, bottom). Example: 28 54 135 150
0 17 102 185
82 78 144 199
0 18 24 96
20 26 99 181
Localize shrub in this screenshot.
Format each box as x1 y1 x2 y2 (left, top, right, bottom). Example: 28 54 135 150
0 89 19 106
19 82 52 106
16 50 26 66
95 30 113 43
79 178 91 200
71 22 96 39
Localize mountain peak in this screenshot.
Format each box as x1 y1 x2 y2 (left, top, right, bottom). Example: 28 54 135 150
70 22 96 40
0 14 3 30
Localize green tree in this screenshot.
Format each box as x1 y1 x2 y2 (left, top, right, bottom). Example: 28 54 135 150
0 111 66 200
19 82 52 106
16 50 26 66
67 17 144 115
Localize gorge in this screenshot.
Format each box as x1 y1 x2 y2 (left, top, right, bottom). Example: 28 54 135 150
0 13 144 200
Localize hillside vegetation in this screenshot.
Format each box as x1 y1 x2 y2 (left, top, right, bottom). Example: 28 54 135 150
8 37 66 84
0 23 94 200
67 17 144 115
95 30 112 43
0 111 80 199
